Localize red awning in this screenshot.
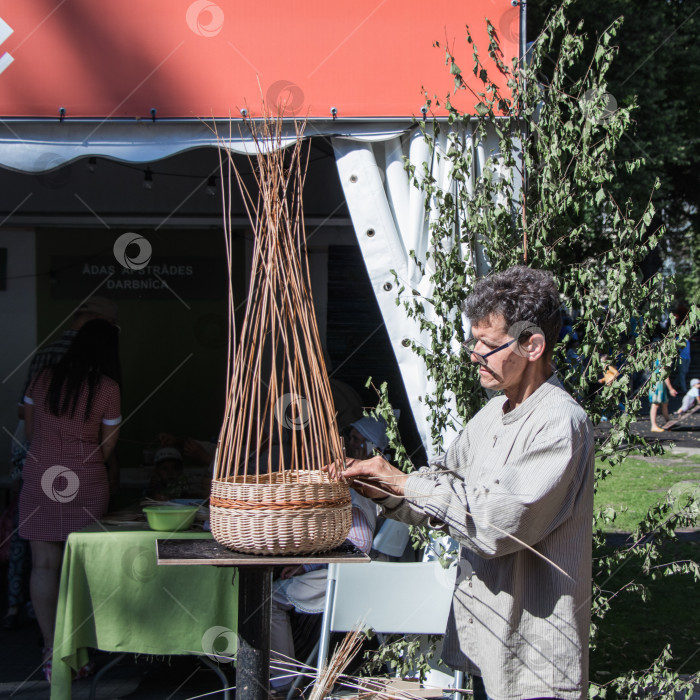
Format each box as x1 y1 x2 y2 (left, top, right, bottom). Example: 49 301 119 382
0 0 519 119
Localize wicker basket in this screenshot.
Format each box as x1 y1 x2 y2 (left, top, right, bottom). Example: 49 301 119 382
212 119 352 557
210 471 352 555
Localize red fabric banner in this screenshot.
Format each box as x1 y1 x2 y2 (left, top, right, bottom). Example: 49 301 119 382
0 0 519 119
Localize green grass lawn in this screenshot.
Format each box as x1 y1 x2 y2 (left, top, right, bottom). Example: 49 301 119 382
591 452 699 682
591 540 700 682
594 453 700 532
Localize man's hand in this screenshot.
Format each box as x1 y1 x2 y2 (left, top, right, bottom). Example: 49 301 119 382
339 456 409 500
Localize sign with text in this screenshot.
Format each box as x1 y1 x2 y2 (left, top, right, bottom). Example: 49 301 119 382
0 0 518 119
50 256 228 301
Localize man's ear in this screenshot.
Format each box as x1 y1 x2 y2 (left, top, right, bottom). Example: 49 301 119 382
522 333 546 362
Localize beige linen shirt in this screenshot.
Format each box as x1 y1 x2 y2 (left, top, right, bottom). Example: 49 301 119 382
380 375 594 700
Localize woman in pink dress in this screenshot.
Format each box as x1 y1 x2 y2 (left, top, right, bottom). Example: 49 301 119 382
19 319 121 680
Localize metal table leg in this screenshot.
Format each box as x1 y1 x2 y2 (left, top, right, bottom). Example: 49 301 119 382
89 652 233 700
236 566 272 700
89 652 127 700
200 655 232 700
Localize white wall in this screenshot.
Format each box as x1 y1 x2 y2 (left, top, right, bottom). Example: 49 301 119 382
0 229 36 473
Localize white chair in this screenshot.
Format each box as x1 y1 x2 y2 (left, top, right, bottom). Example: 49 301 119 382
283 560 461 699
318 560 457 663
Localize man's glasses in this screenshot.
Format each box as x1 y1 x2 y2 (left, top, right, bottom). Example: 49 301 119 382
462 337 519 366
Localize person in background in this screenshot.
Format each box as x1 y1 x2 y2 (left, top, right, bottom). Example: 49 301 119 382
675 378 700 416
648 358 678 432
145 447 208 500
1 430 33 630
599 364 620 387
18 296 120 493
17 297 119 422
323 349 365 431
565 335 582 370
158 432 216 467
345 416 390 460
268 417 387 697
20 319 121 681
677 339 691 394
329 377 364 430
673 298 689 325
2 297 118 632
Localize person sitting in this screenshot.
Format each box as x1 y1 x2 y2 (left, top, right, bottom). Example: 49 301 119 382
269 416 389 696
345 416 390 460
145 447 207 501
158 432 216 466
675 378 700 416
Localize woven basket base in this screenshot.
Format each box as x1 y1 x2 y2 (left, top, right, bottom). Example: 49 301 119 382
210 504 351 555
209 472 352 555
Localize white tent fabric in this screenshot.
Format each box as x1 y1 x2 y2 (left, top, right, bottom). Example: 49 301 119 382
333 124 502 459
0 119 415 172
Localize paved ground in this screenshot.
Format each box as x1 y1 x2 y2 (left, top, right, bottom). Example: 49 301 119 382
0 408 698 699
0 621 232 699
602 391 700 451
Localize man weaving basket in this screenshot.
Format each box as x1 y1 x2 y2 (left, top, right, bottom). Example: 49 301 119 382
338 267 595 700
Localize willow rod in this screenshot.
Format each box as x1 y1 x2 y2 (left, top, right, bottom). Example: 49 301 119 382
213 112 344 484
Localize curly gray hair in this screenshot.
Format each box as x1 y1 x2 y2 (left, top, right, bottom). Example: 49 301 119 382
463 266 562 356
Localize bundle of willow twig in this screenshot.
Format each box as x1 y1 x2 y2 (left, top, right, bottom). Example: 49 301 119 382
308 628 366 700
209 113 351 554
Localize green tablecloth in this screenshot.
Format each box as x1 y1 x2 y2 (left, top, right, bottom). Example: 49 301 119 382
51 524 238 700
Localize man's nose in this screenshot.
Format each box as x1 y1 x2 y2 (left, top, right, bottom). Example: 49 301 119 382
469 345 487 366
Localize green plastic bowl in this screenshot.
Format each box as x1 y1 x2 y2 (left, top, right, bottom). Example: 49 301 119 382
142 505 199 532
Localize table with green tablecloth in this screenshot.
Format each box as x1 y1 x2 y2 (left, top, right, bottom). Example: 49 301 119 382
51 524 238 700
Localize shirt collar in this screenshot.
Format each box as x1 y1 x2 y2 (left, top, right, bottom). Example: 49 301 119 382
501 373 562 425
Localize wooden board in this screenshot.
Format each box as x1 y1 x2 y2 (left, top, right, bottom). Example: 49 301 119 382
661 403 700 430
156 538 370 566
